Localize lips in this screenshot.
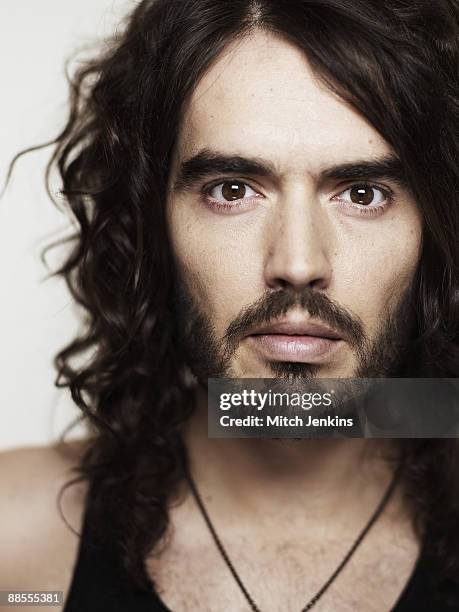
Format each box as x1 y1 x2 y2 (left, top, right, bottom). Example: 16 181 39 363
247 319 343 362
249 320 342 340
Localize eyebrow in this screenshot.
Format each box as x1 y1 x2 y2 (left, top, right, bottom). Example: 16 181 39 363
172 148 408 192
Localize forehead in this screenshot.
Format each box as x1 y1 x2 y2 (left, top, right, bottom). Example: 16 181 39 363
175 30 393 172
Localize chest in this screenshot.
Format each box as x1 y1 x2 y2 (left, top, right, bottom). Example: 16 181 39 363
146 532 420 612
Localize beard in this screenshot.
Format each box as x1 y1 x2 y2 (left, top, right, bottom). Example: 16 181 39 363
173 276 416 385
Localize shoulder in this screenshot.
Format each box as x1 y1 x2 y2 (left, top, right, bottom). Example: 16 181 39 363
0 439 90 517
0 439 91 591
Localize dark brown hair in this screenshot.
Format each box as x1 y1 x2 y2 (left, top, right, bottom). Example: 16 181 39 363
11 0 459 594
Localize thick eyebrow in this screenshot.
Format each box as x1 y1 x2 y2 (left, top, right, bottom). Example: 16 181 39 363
172 148 407 192
173 149 276 191
321 156 406 186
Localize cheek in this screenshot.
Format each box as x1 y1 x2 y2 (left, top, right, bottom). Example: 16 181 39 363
334 213 422 333
168 204 257 331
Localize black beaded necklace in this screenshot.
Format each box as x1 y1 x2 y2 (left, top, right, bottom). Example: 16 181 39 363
186 467 400 611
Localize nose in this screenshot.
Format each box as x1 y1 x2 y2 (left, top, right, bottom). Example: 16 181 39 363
263 188 333 292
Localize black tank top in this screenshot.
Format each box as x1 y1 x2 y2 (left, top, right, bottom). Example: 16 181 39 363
63 485 459 612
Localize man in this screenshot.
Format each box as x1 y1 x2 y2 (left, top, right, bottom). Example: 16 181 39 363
1 0 458 611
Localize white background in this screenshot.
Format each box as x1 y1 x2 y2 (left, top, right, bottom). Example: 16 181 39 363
0 0 135 451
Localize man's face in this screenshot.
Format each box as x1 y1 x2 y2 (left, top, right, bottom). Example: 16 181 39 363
166 31 422 380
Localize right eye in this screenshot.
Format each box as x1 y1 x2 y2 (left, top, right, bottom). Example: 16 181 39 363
207 180 261 202
202 179 264 213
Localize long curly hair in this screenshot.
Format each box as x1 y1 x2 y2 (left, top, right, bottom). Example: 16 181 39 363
14 0 459 593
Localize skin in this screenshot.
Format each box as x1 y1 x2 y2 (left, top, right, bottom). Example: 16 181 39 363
0 442 88 612
0 31 423 612
167 31 422 380
155 30 424 610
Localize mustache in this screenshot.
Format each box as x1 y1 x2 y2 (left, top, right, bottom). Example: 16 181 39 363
223 288 366 356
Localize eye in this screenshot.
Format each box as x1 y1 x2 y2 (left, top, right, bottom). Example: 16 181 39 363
337 184 389 207
208 180 261 202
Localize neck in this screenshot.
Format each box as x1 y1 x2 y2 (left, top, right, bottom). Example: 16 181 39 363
183 384 406 531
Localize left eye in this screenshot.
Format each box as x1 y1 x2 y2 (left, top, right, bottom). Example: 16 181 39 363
337 184 388 206
208 180 260 202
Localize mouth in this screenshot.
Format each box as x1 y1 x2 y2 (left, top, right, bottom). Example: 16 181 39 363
246 320 343 363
